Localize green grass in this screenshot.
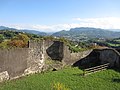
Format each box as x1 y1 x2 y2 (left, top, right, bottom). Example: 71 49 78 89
0 67 120 90
115 39 120 42
108 43 120 47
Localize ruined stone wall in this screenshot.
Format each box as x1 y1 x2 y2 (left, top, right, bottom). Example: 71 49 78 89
0 48 28 80
63 45 92 65
99 49 120 68
44 40 55 60
43 40 65 70
0 40 46 81
73 48 120 69
24 40 46 75
43 40 93 66
2 40 119 82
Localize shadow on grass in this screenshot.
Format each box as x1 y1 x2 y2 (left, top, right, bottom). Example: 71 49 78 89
72 73 83 76
112 78 120 83
112 67 120 72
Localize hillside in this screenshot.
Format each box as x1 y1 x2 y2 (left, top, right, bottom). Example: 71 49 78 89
1 26 120 41
52 27 120 41
92 37 120 48
0 26 47 36
0 26 17 30
19 30 47 36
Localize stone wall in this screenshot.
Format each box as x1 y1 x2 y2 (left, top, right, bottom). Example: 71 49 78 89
0 48 28 79
73 48 120 69
46 41 64 61
24 41 45 75
42 40 92 65
0 40 119 82
63 45 92 65
0 40 46 81
99 48 120 68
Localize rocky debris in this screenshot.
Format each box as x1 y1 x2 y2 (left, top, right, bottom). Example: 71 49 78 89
0 71 9 82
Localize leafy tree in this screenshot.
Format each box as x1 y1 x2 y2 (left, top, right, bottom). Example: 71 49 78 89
9 33 30 48
4 30 15 39
8 40 26 48
0 34 4 43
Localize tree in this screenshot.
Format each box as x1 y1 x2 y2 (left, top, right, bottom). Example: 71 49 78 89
18 34 29 42
0 34 4 43
8 40 26 48
4 30 15 39
10 33 30 48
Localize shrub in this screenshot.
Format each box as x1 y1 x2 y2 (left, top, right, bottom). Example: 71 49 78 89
68 45 80 53
51 82 71 90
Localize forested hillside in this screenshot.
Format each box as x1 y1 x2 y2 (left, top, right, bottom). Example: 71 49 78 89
52 27 120 41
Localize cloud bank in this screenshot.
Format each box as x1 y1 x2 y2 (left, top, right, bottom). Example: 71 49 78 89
3 17 120 32
73 17 120 29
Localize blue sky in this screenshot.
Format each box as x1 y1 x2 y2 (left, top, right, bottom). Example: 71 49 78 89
0 0 120 32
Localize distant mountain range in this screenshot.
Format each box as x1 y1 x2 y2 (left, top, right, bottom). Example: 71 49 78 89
0 26 47 36
19 30 47 36
0 26 17 30
52 27 120 40
0 26 120 40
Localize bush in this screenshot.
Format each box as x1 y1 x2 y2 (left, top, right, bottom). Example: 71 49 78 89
51 82 71 90
0 34 4 43
68 45 80 53
0 40 10 49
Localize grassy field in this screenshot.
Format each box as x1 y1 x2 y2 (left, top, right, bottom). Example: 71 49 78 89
108 43 120 47
0 67 120 90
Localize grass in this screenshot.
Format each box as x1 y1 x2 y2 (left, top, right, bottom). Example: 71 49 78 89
0 67 120 90
114 39 120 42
108 43 120 47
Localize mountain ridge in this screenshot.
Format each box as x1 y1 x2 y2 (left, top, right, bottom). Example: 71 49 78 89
0 26 47 36
1 26 120 40
52 27 120 40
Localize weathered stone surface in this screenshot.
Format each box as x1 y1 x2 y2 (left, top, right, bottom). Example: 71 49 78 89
63 44 93 65
99 49 120 68
0 41 46 80
0 40 119 82
73 48 120 69
0 48 28 78
46 41 64 61
25 41 45 75
0 71 9 82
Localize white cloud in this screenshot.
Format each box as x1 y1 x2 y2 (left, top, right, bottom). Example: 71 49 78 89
73 17 120 29
3 17 120 32
7 24 73 32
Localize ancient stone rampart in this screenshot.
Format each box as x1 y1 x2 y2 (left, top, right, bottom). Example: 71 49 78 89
0 48 28 80
0 40 120 82
73 48 120 69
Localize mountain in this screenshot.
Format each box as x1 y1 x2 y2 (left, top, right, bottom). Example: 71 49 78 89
0 26 17 30
0 26 47 36
1 26 120 39
19 30 47 36
108 29 120 32
52 27 120 41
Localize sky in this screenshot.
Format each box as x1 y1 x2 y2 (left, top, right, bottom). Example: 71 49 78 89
0 0 120 32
